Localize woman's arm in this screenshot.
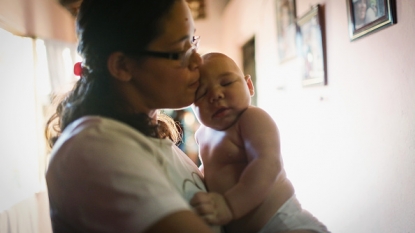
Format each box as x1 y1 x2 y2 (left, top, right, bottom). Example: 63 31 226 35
145 210 215 233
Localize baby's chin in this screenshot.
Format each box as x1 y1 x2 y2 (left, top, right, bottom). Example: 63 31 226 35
205 119 238 131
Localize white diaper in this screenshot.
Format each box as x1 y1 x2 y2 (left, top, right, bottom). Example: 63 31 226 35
256 195 330 233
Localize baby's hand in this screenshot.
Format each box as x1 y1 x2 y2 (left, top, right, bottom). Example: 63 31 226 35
190 192 233 226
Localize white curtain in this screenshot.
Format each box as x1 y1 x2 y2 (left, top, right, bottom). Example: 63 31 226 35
0 28 77 233
43 39 79 96
0 28 40 212
0 26 42 232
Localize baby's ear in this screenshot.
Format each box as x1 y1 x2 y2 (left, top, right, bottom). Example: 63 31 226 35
107 52 133 82
245 75 255 97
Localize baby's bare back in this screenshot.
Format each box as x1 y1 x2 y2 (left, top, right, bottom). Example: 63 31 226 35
198 122 295 233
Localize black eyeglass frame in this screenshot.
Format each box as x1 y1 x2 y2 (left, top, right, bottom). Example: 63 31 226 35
124 36 200 64
136 50 182 60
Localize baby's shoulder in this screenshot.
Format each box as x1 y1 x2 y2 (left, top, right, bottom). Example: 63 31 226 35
239 106 274 123
237 107 278 135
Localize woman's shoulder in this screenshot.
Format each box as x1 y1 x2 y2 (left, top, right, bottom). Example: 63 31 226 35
50 116 170 166
65 115 136 136
59 115 161 146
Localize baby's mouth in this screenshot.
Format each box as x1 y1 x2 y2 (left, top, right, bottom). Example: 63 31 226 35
212 107 229 118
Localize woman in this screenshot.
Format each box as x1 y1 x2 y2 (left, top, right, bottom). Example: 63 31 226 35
45 0 219 232
353 0 367 29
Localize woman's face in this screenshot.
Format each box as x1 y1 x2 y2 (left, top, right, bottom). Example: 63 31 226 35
355 0 367 21
128 0 202 113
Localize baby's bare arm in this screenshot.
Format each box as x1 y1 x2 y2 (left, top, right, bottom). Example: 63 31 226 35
224 107 282 219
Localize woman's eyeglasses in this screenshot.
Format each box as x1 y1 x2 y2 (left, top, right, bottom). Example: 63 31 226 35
129 36 200 68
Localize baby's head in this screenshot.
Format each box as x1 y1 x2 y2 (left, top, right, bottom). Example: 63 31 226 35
193 53 254 130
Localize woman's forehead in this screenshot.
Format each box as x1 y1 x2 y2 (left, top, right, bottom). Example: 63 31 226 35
154 0 195 47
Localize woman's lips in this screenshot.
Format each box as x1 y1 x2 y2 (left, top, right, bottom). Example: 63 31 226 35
189 80 200 90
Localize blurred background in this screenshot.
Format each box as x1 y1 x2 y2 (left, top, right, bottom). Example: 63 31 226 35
0 0 414 232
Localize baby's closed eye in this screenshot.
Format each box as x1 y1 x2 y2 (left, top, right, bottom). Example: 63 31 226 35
221 78 236 86
221 81 233 86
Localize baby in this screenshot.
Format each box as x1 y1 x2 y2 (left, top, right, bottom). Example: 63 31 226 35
191 52 329 233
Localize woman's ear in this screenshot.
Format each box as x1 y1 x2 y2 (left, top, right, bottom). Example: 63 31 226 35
107 52 133 82
245 75 255 97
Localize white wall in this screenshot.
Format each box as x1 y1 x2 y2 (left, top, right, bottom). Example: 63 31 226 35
196 0 415 232
0 0 76 42
192 0 229 54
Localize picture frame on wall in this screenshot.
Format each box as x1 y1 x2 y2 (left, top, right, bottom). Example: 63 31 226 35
276 0 298 63
346 0 397 41
297 4 326 86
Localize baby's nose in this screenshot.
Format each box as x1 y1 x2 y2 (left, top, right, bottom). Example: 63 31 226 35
209 89 224 103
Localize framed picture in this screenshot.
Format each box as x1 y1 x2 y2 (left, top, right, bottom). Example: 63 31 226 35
297 4 326 86
346 0 397 41
276 0 298 63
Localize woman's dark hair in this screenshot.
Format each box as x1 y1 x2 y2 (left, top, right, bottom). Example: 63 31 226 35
46 0 181 147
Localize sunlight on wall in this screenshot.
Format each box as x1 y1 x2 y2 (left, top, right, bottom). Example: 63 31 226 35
220 2 344 222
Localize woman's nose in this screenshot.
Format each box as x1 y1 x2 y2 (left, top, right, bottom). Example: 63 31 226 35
188 51 202 70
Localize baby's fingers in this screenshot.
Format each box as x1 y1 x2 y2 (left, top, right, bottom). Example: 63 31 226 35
192 201 215 215
201 213 218 225
190 192 219 224
190 192 212 206
193 205 219 225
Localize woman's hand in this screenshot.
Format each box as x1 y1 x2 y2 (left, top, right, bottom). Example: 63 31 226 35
190 192 233 226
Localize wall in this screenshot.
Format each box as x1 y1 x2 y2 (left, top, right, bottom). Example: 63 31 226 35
192 0 230 54
0 0 76 42
195 0 415 232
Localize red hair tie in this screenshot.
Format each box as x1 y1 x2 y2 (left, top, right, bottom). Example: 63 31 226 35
74 62 83 76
